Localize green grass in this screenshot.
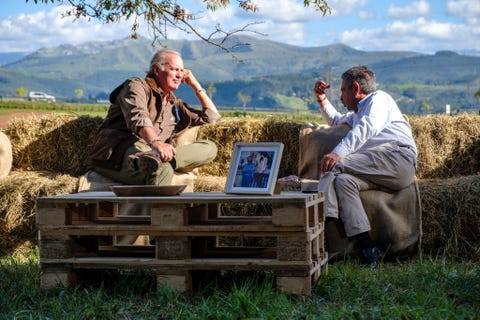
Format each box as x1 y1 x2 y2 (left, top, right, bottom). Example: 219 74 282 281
219 110 322 122
1 250 478 319
0 100 323 123
0 100 109 118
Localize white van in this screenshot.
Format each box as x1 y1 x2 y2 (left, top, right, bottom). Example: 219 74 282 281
28 91 56 102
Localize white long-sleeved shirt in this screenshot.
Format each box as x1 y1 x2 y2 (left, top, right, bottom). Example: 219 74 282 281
320 90 418 158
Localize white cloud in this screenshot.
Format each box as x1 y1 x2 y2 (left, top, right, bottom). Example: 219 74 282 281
182 0 316 46
189 0 370 46
339 16 480 53
388 0 431 19
447 0 480 18
329 0 368 16
250 20 306 45
213 0 369 24
253 0 316 23
191 4 241 34
0 0 478 55
0 5 135 52
358 10 375 20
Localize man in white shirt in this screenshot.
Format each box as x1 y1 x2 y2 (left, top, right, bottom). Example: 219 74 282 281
313 66 417 266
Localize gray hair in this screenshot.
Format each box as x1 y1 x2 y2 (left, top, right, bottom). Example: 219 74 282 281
147 49 182 75
342 66 377 94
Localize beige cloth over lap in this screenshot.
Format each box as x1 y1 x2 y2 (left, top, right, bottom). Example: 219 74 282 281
298 122 422 259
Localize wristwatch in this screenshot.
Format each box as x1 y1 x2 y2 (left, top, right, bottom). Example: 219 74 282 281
197 88 206 94
317 95 327 102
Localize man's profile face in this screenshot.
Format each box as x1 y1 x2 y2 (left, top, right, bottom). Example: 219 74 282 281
156 54 184 93
340 79 358 112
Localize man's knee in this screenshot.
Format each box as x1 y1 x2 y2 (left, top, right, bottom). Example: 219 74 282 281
197 140 218 163
334 173 360 193
149 163 174 185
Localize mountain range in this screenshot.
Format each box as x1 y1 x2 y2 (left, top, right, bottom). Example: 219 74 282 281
1 35 479 114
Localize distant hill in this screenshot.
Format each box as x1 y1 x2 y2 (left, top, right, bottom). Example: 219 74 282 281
0 52 29 66
0 36 479 114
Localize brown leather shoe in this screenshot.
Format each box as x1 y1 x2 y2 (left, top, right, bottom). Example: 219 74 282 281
127 151 162 175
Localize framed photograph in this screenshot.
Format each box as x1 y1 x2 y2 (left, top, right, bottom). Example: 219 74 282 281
224 142 284 195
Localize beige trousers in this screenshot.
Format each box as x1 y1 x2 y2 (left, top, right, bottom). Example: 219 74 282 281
318 142 416 237
95 140 217 185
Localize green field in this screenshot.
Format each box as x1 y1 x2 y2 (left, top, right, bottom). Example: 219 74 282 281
0 100 324 123
1 250 478 319
0 100 110 117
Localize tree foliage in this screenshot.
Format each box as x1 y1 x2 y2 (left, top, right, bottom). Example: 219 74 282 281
475 89 480 100
16 87 28 97
237 91 251 109
206 82 216 99
27 0 331 53
74 89 84 98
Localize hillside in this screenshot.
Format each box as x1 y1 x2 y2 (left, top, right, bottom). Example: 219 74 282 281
0 36 479 114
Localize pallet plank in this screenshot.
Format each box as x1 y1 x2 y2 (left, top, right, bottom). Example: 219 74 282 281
36 191 326 296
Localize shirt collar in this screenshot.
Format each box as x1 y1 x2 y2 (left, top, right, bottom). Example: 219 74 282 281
358 91 376 109
145 76 176 104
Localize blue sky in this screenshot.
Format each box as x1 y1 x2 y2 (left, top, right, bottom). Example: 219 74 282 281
1 0 479 54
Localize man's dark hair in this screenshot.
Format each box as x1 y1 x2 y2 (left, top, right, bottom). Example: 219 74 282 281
342 66 376 94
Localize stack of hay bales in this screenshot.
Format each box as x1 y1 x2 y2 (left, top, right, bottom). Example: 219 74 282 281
408 114 480 260
0 114 100 253
0 112 479 260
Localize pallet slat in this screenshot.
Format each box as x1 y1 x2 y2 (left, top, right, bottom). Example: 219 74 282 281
36 191 327 296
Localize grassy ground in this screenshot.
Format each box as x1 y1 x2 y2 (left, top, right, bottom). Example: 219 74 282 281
0 101 109 118
0 101 322 123
0 250 478 319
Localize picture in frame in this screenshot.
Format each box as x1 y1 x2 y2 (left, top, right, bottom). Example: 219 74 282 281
224 142 284 195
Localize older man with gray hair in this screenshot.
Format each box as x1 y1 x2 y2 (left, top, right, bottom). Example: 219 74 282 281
86 49 221 185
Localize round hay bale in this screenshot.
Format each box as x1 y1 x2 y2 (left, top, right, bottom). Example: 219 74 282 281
0 131 12 178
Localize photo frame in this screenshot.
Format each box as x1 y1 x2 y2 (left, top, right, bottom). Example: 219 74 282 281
224 142 284 195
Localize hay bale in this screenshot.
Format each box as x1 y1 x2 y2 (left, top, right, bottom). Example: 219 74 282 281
0 113 479 261
194 175 226 192
0 131 12 178
418 174 480 260
409 114 480 179
197 114 480 180
197 118 265 177
4 113 103 176
197 118 302 177
0 170 78 251
4 113 480 180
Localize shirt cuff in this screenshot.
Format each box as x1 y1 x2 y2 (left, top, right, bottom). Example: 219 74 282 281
332 144 350 158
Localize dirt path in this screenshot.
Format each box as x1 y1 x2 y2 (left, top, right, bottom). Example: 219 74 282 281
0 112 51 129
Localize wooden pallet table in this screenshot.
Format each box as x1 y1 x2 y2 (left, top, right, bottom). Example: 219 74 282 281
36 191 327 296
